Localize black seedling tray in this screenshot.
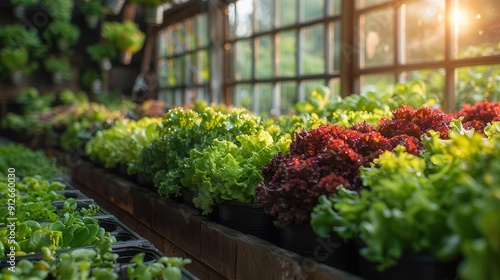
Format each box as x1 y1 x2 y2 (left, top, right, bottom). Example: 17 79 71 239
93 215 145 242
52 198 110 216
54 190 89 200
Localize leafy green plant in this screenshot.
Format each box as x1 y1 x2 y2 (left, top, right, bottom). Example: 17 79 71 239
85 117 162 169
43 56 72 81
80 0 105 17
42 0 74 21
101 21 145 53
311 120 500 279
0 144 60 178
127 253 191 280
10 0 39 5
0 47 28 72
0 24 46 57
86 42 117 63
43 20 80 51
182 130 290 214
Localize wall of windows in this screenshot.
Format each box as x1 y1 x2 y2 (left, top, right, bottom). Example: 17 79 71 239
156 0 500 113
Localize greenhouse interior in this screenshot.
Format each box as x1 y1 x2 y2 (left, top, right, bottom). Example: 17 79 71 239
0 0 499 279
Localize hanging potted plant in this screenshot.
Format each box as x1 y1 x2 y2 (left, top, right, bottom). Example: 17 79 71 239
0 24 47 58
101 21 145 65
10 0 39 19
80 0 105 29
86 42 117 70
43 20 80 52
43 56 72 85
42 0 74 21
0 47 30 85
130 0 171 26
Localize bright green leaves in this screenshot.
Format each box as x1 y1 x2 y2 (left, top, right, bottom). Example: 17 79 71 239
127 253 191 280
186 130 291 214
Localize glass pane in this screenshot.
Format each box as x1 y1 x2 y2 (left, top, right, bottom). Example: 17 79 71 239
304 80 325 99
280 82 297 115
158 89 173 105
234 39 253 80
360 8 394 68
278 0 296 27
330 22 341 73
185 54 192 85
329 0 341 16
228 3 236 39
184 18 194 51
356 0 391 10
166 28 174 56
256 35 273 79
174 57 185 85
236 0 254 38
158 59 169 87
456 0 500 59
234 84 253 110
456 64 500 110
302 24 324 75
404 1 445 64
256 0 273 32
303 0 323 22
173 23 185 54
256 83 273 115
196 50 210 84
400 69 445 106
174 89 183 107
197 88 210 102
329 78 341 98
279 30 296 77
196 14 208 48
360 73 395 93
157 30 167 57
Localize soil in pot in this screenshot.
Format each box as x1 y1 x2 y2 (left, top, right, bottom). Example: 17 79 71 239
279 223 358 274
219 201 279 244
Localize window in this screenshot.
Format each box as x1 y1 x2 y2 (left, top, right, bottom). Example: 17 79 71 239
225 0 342 115
156 0 500 113
354 0 500 111
157 13 210 106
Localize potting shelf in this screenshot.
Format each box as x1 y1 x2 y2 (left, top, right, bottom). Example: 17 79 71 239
59 151 362 280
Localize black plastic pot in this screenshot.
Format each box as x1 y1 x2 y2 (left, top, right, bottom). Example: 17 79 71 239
358 251 460 280
136 172 155 191
219 201 279 244
279 224 358 273
118 164 136 181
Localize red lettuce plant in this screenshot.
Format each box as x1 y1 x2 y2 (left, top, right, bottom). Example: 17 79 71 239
454 101 500 134
256 123 420 226
378 105 452 140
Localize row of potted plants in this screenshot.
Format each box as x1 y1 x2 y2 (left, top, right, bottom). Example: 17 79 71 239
0 143 193 279
77 88 498 279
3 83 499 279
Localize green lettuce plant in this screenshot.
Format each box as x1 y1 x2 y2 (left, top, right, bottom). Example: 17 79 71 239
311 120 500 279
182 130 290 214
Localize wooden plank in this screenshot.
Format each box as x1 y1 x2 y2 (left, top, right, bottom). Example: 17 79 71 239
152 199 205 259
164 238 227 280
307 264 363 280
130 184 157 227
98 172 134 214
200 221 239 280
236 235 305 280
